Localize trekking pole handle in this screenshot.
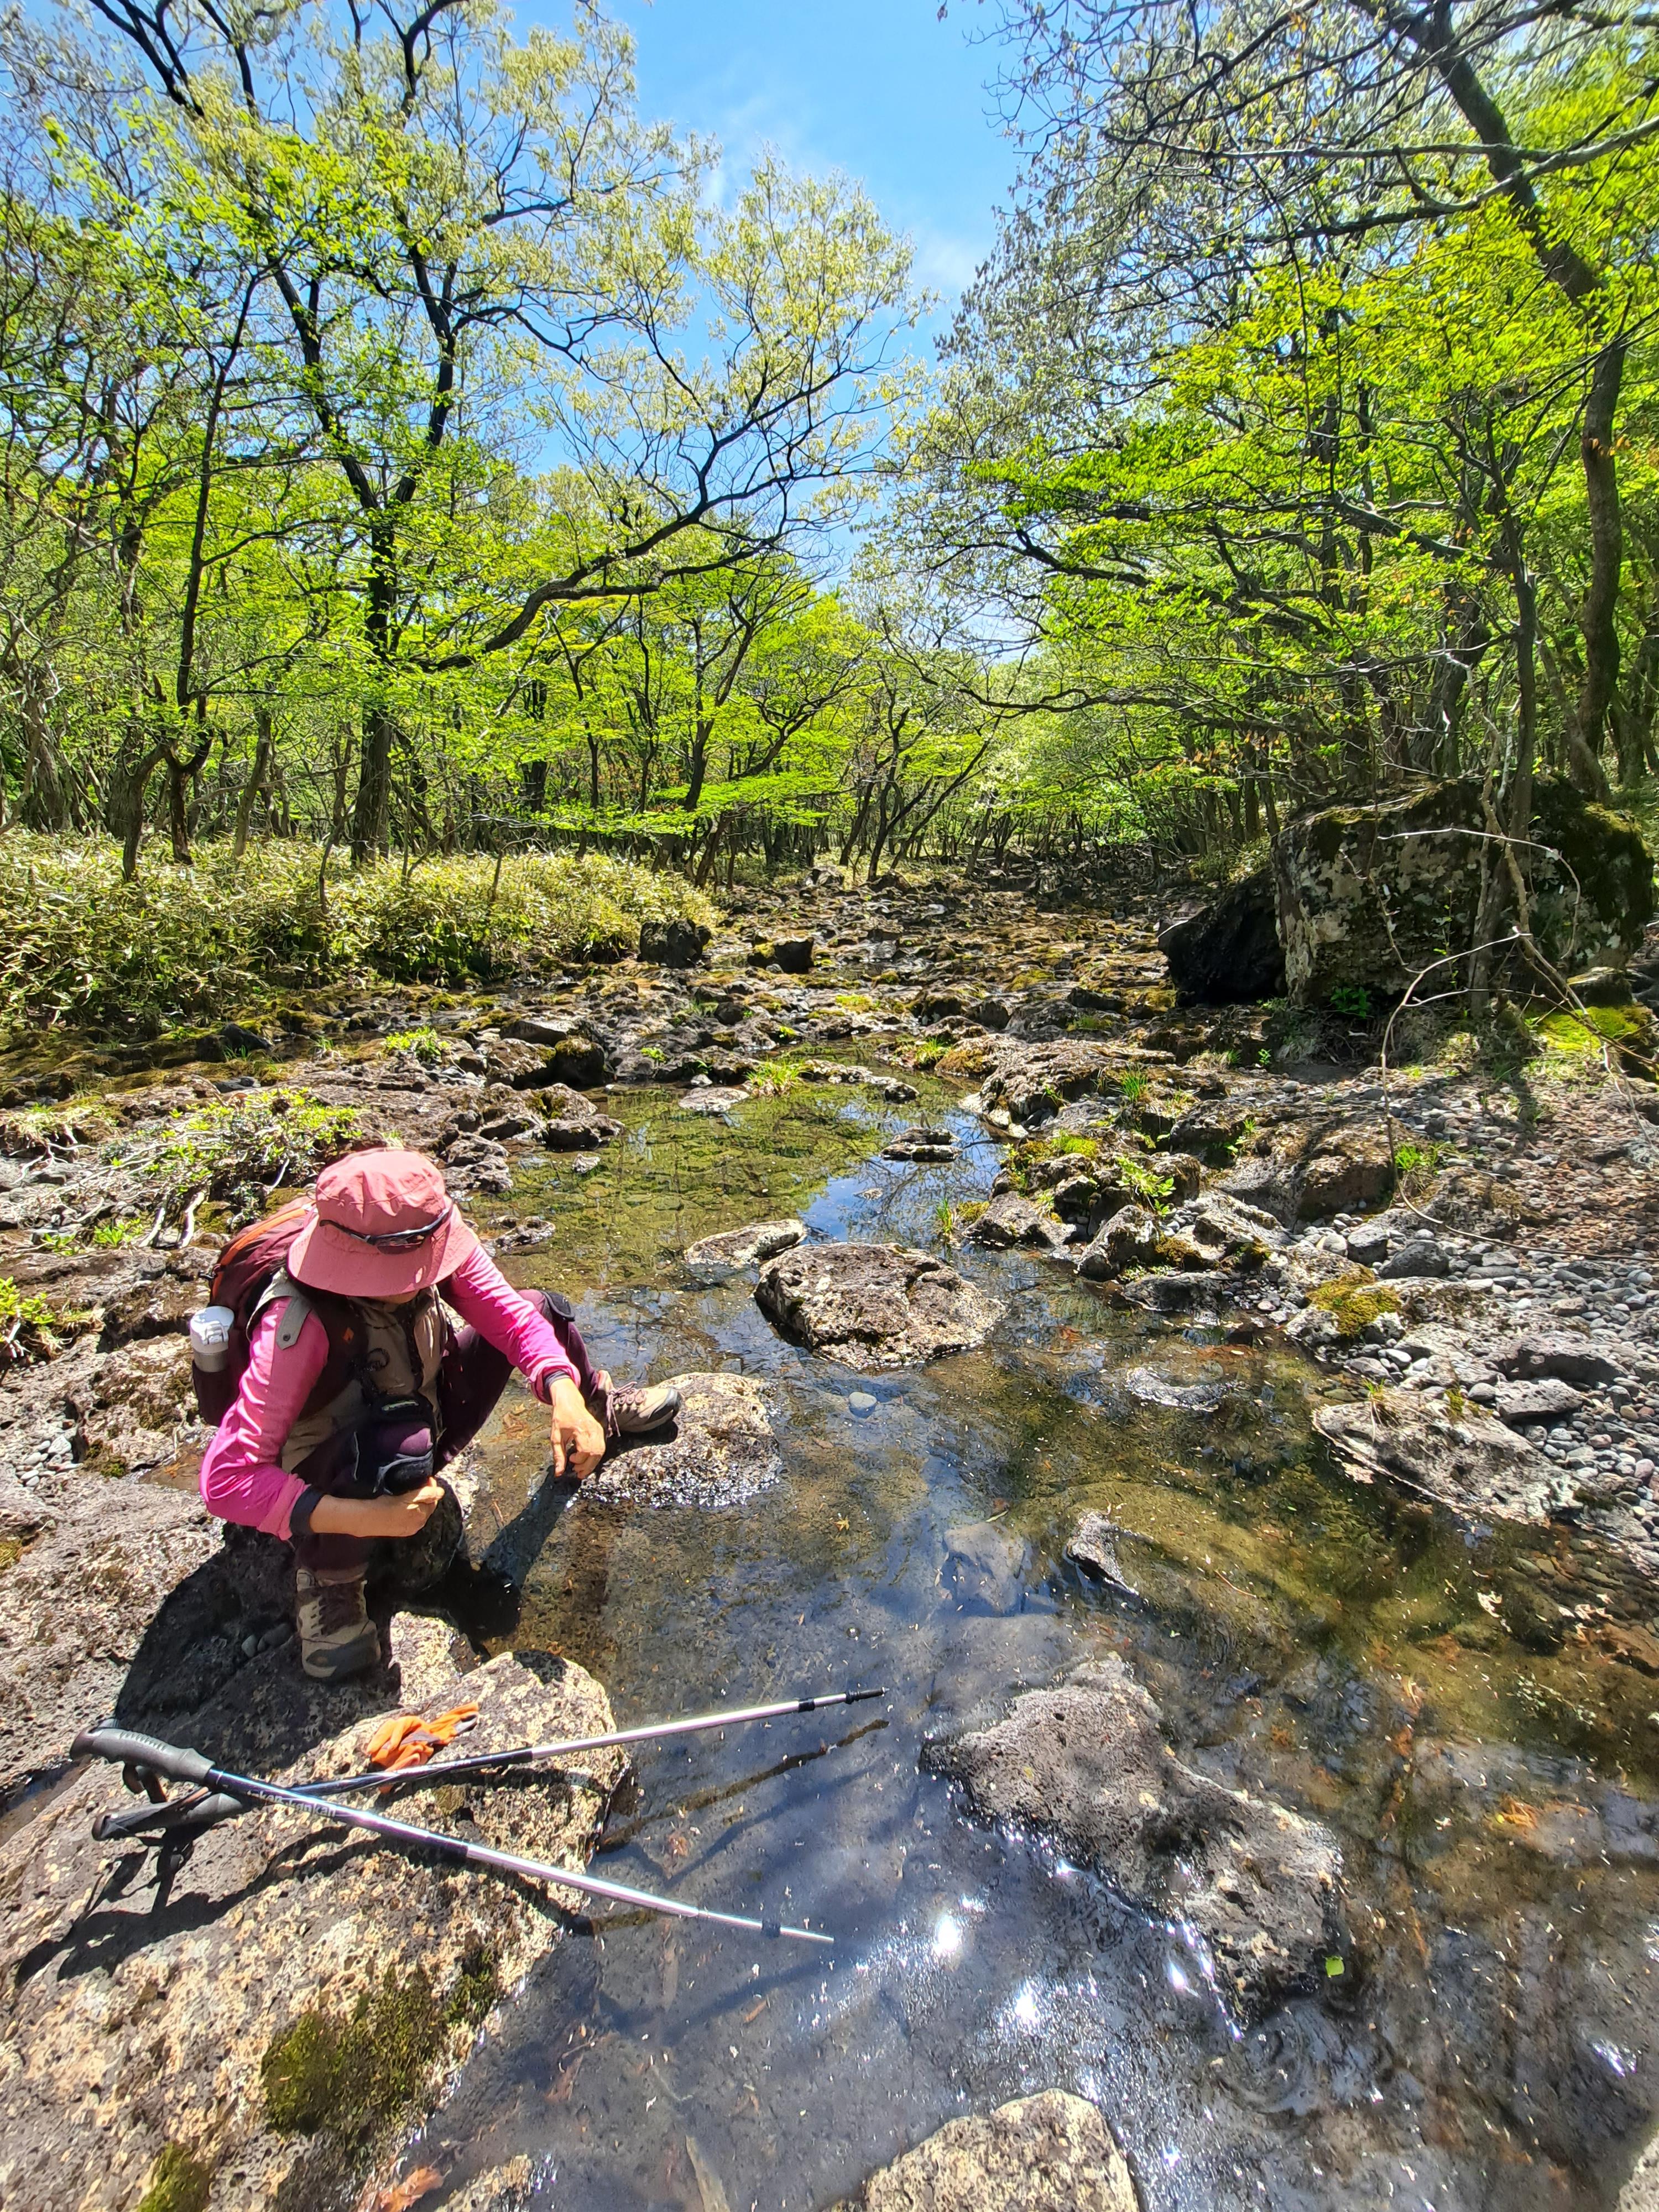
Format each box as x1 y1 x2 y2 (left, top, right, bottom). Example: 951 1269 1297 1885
73 1727 217 1787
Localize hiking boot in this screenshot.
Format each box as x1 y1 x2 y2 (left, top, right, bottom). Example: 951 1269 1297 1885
296 1567 380 1682
609 1381 682 1435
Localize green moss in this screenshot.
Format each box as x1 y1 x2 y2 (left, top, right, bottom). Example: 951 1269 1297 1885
136 2143 212 2212
447 1944 500 2028
1531 1003 1641 1055
262 1957 477 2140
911 1039 949 1070
1310 1267 1401 1340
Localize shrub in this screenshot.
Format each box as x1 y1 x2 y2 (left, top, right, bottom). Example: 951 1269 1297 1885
0 836 717 1041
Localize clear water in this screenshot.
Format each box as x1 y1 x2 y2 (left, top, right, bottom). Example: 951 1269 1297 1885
406 1077 1659 2211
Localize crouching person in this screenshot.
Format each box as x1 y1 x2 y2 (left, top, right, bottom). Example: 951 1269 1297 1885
194 1147 679 1680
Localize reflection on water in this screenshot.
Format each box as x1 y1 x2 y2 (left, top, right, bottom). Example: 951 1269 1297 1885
413 1077 1659 2211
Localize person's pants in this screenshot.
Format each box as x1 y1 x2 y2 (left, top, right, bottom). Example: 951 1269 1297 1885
295 1290 602 1575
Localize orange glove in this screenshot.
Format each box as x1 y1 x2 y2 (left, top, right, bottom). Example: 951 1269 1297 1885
366 1703 481 1780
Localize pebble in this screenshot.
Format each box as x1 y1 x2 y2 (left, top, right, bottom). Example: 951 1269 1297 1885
847 1391 879 1416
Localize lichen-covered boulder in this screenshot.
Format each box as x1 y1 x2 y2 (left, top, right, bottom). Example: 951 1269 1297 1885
1276 778 1653 1004
924 1656 1350 2022
830 2090 1139 2212
0 1618 623 2212
755 1243 1004 1369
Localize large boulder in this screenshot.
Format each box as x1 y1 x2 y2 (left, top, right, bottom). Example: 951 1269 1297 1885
1159 869 1285 1003
830 2091 1139 2212
755 1243 1004 1369
0 1618 623 2212
638 916 711 967
1276 778 1653 1004
924 1656 1349 2021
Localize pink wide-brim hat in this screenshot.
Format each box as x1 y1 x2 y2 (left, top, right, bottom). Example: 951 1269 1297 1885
287 1147 478 1299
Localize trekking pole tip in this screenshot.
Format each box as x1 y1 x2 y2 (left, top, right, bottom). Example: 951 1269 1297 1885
846 1687 886 1703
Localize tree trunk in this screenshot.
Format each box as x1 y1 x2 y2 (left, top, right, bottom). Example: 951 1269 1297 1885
352 525 398 862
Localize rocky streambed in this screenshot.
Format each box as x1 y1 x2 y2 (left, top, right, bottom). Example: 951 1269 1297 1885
6 866 1659 2210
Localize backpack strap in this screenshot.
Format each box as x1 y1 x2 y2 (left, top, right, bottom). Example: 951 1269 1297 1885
252 1271 369 1416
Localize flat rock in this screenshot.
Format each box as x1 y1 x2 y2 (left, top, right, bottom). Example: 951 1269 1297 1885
882 1125 959 1162
1492 1377 1585 1426
1493 1330 1623 1386
1124 1269 1232 1315
923 1656 1348 2021
1314 1387 1552 1523
0 1472 220 1798
684 1218 808 1276
586 1371 781 1509
1123 1364 1230 1413
0 1620 622 2212
756 1243 1003 1369
830 2090 1139 2212
676 1084 750 1114
1064 1509 1138 1595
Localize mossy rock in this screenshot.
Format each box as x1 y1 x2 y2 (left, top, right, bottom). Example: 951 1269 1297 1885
1309 1267 1401 1340
135 2145 212 2212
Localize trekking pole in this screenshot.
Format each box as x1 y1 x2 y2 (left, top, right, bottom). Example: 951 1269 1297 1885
72 1725 833 1945
295 1684 889 1803
87 1685 890 1845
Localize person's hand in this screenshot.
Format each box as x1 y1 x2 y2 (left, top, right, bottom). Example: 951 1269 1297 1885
363 1478 445 1537
307 1477 446 1540
548 1375 606 1479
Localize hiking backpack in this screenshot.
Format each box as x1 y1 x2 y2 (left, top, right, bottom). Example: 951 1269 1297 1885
189 1201 366 1425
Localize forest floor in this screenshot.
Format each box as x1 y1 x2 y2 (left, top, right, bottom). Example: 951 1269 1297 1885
4 863 1659 2212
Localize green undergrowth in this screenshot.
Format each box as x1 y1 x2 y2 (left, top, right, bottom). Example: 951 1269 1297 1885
138 1088 366 1229
261 1950 498 2141
0 835 717 1042
0 1276 91 1364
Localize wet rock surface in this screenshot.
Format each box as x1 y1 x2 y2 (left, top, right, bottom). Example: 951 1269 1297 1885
683 1217 807 1276
925 1655 1349 2022
1063 1507 1138 1594
754 1242 1005 1369
0 1615 622 2212
585 1371 781 1509
830 2090 1139 2212
1314 1386 1554 1525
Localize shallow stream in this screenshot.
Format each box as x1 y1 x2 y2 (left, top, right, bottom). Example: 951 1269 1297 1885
414 1074 1659 2211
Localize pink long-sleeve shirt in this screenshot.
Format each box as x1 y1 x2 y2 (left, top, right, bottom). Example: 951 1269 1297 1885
198 1246 580 1540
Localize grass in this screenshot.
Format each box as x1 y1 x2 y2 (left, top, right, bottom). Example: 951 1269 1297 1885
0 835 717 1042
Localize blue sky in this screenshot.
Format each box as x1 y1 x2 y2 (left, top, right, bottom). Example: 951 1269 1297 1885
600 0 1022 333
